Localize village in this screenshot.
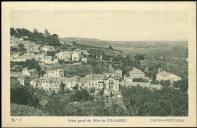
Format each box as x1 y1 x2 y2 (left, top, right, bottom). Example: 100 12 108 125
10 35 183 100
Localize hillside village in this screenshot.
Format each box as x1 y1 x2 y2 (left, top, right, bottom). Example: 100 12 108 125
10 28 187 116
10 28 181 96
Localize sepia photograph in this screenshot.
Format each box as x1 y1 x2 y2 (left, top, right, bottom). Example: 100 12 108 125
2 2 196 127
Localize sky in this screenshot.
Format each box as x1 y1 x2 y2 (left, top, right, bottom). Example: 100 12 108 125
10 10 188 41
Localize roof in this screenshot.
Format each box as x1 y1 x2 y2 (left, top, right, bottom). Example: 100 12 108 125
42 56 53 59
18 74 30 79
23 68 38 73
46 68 64 72
103 75 119 80
157 71 181 81
57 51 72 54
38 77 62 84
12 56 33 60
130 68 144 74
42 45 54 48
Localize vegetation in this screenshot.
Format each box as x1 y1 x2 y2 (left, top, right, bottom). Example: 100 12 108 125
10 28 188 116
10 59 42 75
132 78 149 83
11 103 49 116
10 28 61 46
120 86 188 116
64 64 94 77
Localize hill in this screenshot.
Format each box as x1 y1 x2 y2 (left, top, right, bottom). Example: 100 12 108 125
60 37 109 47
109 41 188 48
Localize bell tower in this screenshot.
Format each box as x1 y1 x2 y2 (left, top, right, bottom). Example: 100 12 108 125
158 68 163 73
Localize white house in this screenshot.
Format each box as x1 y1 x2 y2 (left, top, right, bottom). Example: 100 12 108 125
22 68 39 79
43 68 64 77
37 76 79 92
72 51 81 62
128 68 146 79
23 42 40 53
40 56 58 65
37 77 62 92
18 74 30 86
81 57 88 63
156 68 182 83
55 51 72 61
11 56 33 62
41 46 55 53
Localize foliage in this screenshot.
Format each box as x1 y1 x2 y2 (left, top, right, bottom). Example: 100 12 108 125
132 78 148 83
173 78 188 91
109 45 113 50
10 27 61 46
24 59 40 70
64 64 94 77
11 103 49 116
11 86 40 107
134 54 145 60
46 51 56 56
160 80 171 87
144 64 161 79
120 86 188 116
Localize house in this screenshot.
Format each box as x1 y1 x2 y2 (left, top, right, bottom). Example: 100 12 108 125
55 51 72 61
80 72 121 97
75 49 89 56
124 67 150 82
23 52 36 56
72 51 81 62
128 68 146 79
40 56 58 65
103 75 120 93
37 76 79 92
11 56 33 62
41 46 55 53
18 74 30 86
11 52 20 58
34 54 45 61
43 68 64 77
30 78 39 88
37 77 62 92
21 36 29 40
61 76 80 90
23 42 40 53
22 68 39 79
124 68 151 87
96 54 103 61
156 68 182 84
81 57 88 63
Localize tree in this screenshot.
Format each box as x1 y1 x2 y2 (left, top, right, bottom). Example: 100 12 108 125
33 28 39 33
17 43 26 52
60 82 65 92
72 41 77 45
24 59 41 72
44 29 50 35
160 80 171 87
10 28 16 36
46 51 56 56
109 45 113 50
11 86 40 108
134 54 145 60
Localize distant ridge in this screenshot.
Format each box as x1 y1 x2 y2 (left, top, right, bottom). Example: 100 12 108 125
60 37 187 48
60 37 109 47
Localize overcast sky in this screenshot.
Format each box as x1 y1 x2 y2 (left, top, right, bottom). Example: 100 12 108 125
11 10 187 41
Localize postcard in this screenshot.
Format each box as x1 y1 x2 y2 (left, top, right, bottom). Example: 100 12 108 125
2 2 196 127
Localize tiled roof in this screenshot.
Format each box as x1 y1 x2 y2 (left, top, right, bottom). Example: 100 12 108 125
130 68 144 74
